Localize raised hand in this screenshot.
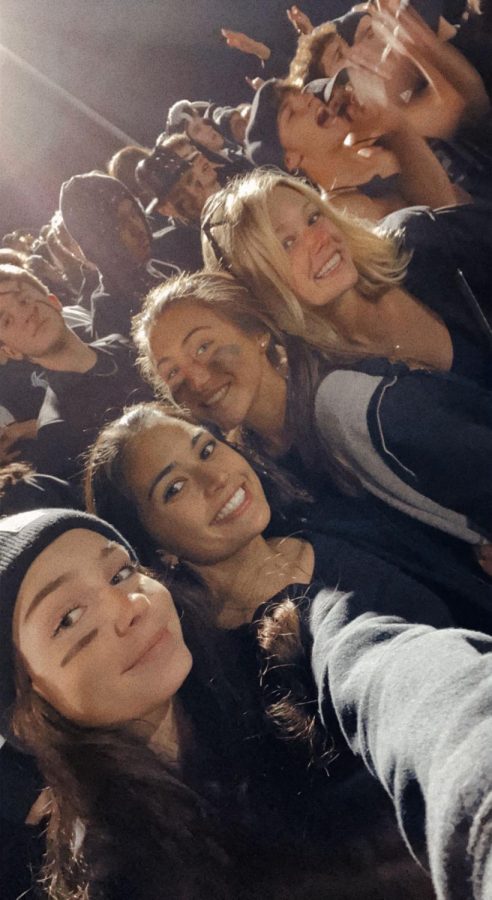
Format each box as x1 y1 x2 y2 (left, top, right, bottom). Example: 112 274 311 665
286 5 313 36
221 28 271 61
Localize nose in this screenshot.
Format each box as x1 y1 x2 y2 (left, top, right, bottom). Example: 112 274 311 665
181 360 211 393
306 218 328 253
113 590 150 637
201 463 229 498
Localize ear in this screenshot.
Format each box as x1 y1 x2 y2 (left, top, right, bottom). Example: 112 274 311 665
1 344 24 362
46 293 63 312
256 332 270 353
284 149 303 173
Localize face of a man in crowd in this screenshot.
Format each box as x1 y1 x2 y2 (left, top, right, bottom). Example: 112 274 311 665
174 146 221 192
0 279 67 361
186 115 224 153
160 154 221 223
277 86 355 173
319 33 347 78
116 198 152 265
229 110 249 145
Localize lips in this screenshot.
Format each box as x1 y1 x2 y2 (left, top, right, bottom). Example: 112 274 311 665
202 384 230 409
123 627 169 673
212 484 250 524
315 251 342 280
316 107 330 127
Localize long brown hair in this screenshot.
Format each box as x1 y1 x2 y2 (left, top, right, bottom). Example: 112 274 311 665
12 616 241 899
11 576 342 900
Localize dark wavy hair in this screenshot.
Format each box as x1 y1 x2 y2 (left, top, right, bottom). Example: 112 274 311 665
12 575 247 900
84 400 312 572
11 568 340 900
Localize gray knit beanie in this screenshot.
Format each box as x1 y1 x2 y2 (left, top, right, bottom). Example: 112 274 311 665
0 508 137 736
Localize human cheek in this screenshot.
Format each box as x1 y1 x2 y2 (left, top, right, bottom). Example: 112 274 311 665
209 343 243 373
288 243 311 292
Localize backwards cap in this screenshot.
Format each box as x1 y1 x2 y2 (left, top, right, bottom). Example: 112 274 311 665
136 148 192 213
244 80 286 169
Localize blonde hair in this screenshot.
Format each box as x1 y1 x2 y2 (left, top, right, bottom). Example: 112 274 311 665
288 22 339 87
132 269 284 395
201 169 409 358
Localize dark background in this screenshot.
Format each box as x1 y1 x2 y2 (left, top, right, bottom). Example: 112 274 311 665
0 0 349 237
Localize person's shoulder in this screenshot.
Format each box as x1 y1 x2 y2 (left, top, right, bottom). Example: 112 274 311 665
152 223 203 272
376 205 433 242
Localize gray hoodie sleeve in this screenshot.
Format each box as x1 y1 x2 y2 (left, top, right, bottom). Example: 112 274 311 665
314 368 491 543
307 586 492 899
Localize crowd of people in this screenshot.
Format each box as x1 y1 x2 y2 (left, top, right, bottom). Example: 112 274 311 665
2 0 492 897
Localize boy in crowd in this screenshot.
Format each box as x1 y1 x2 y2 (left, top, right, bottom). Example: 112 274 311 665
0 265 151 486
245 74 459 218
135 142 219 271
60 172 181 339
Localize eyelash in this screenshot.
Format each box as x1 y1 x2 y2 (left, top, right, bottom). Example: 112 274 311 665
165 342 213 383
52 562 137 636
163 439 217 502
53 607 82 637
196 341 212 357
110 562 138 585
282 210 320 251
200 439 216 460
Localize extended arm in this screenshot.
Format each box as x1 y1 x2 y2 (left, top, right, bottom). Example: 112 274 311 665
308 584 492 899
346 72 460 207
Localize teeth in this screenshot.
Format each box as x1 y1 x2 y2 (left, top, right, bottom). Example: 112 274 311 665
315 252 341 279
215 487 246 522
204 385 228 407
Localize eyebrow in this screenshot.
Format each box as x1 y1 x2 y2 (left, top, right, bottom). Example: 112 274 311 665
273 198 312 236
155 326 212 369
0 286 20 299
24 542 121 623
147 429 205 500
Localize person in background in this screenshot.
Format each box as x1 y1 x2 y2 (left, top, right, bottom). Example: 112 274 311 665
107 144 154 209
201 170 491 388
211 104 251 146
244 70 460 218
165 99 252 176
0 264 151 485
135 144 214 272
59 171 176 339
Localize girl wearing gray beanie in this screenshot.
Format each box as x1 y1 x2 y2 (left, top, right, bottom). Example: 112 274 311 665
3 506 492 899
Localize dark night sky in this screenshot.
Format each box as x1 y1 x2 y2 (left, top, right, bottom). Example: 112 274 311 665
0 0 350 237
